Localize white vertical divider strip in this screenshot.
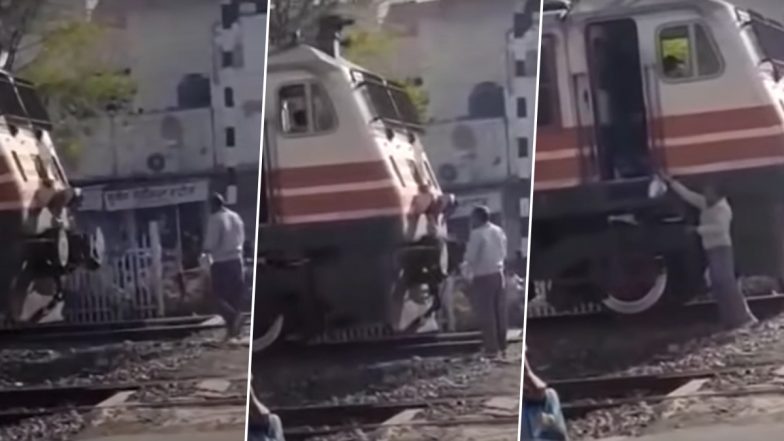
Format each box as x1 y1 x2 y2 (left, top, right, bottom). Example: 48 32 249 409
244 2 270 440
517 1 545 438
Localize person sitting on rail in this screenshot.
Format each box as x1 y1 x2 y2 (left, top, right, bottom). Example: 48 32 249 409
248 376 285 441
521 355 569 441
659 174 757 329
461 205 508 359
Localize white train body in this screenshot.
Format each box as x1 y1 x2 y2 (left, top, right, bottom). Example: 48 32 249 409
257 44 450 337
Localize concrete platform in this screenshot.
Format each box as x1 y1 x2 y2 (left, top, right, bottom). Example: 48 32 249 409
602 423 784 441
79 430 245 441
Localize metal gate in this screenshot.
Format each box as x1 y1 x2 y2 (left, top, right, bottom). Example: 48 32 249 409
63 222 165 323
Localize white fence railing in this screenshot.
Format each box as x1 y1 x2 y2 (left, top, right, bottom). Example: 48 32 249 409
63 222 165 324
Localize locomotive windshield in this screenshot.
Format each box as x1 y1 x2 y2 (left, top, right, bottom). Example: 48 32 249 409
352 69 423 132
741 11 784 78
0 75 52 130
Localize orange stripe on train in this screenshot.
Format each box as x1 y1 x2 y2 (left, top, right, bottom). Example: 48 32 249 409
536 105 782 153
270 161 391 189
271 187 404 218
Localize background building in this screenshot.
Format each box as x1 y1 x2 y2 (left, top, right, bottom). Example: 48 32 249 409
65 0 267 269
370 0 538 273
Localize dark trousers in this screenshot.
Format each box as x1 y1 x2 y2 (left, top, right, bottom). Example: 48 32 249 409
468 272 507 355
707 246 756 328
211 258 245 336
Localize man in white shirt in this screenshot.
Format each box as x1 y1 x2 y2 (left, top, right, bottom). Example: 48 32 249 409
203 193 246 341
461 206 508 358
661 175 757 328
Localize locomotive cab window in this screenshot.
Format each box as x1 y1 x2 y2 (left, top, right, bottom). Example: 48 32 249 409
659 22 722 80
278 82 336 136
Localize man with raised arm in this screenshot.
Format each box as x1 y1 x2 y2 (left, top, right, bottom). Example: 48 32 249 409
660 174 757 328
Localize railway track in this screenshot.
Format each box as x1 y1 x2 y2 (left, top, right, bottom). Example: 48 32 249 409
548 362 784 418
0 376 248 426
526 293 784 326
261 330 524 363
0 313 251 346
273 394 520 440
271 363 784 440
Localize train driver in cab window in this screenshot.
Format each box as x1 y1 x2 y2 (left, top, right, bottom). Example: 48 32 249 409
280 84 309 134
663 54 688 78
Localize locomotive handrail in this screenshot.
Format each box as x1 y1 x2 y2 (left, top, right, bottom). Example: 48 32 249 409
746 15 784 81
367 114 424 133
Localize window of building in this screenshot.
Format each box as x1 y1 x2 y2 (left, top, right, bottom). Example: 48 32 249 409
221 3 238 29
518 137 528 157
224 87 235 107
537 36 560 127
517 97 527 118
225 127 236 147
279 82 337 136
513 12 530 38
659 22 722 80
515 60 526 77
221 51 233 68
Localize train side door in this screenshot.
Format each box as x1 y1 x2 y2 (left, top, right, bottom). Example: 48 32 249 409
586 19 653 181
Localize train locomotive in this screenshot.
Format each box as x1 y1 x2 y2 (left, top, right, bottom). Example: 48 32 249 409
531 0 784 314
254 23 454 345
0 69 104 325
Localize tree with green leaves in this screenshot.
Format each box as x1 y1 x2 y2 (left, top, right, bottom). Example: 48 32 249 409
343 28 430 122
269 0 341 47
1 1 136 167
270 0 429 121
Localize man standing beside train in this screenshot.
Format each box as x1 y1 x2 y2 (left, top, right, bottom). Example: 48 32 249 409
659 174 757 329
461 206 508 359
203 192 247 342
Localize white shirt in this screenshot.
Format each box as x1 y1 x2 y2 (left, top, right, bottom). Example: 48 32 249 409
462 222 507 279
204 208 245 262
669 180 732 250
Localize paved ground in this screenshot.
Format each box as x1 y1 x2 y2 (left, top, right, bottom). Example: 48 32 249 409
600 422 784 441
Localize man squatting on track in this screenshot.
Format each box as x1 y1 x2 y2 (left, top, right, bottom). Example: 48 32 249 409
659 174 757 329
203 192 247 341
521 355 569 440
248 376 286 441
461 205 508 359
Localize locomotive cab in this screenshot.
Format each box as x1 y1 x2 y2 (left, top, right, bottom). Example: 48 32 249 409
256 43 452 342
531 0 784 314
0 71 104 324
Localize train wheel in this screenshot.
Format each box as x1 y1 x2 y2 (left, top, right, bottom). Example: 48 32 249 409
600 251 668 314
252 314 285 353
